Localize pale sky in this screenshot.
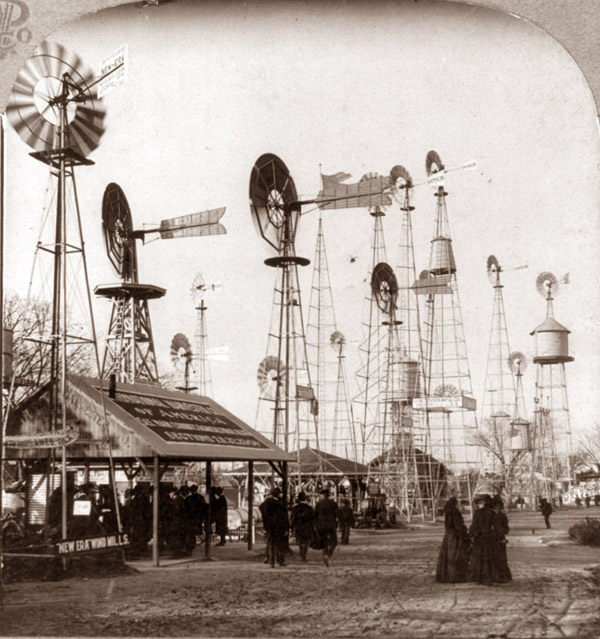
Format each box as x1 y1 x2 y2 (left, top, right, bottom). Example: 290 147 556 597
4 0 600 443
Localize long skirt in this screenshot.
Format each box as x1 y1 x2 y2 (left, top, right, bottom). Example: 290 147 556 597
436 531 469 583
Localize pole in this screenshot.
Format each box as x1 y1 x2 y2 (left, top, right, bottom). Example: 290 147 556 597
0 111 6 612
247 461 254 551
153 454 159 567
204 460 212 559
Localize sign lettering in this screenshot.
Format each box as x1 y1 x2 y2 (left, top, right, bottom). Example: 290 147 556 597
55 533 129 555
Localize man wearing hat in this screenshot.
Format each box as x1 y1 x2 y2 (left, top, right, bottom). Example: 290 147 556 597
315 487 339 566
290 491 314 562
260 486 289 567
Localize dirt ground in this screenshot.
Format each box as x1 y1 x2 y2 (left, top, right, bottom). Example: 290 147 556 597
2 508 600 638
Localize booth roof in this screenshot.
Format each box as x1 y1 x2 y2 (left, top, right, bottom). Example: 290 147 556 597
5 375 293 463
225 445 370 477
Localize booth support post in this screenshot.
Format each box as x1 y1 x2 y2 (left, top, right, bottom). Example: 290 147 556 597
247 461 254 551
204 460 212 559
152 454 159 567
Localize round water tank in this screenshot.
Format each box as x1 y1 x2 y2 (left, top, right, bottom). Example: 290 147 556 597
398 360 421 401
531 317 573 364
3 328 13 384
429 237 456 275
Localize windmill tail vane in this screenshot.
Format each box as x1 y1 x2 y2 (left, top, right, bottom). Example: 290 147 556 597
159 207 227 239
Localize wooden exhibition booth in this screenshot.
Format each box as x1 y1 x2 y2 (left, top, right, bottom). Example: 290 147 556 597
4 374 292 566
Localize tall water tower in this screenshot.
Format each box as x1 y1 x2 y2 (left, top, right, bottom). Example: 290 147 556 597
530 272 574 499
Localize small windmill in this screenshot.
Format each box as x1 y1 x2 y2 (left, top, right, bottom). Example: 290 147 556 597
95 182 226 384
170 333 196 393
191 273 223 397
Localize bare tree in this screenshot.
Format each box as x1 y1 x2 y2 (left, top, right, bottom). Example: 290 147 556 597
574 424 600 473
3 293 96 407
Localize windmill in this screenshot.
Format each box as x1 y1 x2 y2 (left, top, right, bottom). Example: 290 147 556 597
4 40 121 539
328 331 356 459
477 255 531 498
170 333 196 393
191 273 223 398
412 150 479 508
530 272 574 500
250 154 317 467
95 182 226 384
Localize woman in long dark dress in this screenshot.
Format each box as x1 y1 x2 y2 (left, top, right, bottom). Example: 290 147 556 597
468 494 496 585
491 495 512 583
436 496 470 583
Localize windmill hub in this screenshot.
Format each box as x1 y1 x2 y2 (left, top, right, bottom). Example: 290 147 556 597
266 189 286 227
33 77 78 125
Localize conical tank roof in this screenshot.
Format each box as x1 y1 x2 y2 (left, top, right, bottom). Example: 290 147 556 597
530 316 570 336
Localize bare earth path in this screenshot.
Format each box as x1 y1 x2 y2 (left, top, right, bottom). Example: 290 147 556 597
3 508 600 637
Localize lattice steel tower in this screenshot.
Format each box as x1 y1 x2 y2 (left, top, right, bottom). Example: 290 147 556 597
414 151 479 504
305 215 356 458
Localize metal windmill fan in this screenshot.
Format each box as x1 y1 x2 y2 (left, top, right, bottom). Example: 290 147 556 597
6 41 106 157
103 183 138 282
170 333 193 368
257 355 286 399
425 150 445 177
487 255 501 286
330 331 346 351
371 262 398 314
390 165 413 189
507 351 528 375
536 272 559 299
434 383 459 397
249 153 299 252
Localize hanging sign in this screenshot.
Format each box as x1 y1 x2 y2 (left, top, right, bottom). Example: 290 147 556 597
97 45 128 98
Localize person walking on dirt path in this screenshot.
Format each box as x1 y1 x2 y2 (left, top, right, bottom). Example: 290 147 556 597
338 499 355 545
290 491 314 562
435 496 470 583
261 486 289 567
468 494 497 585
584 493 591 509
594 493 600 508
315 488 339 566
491 495 512 583
540 497 553 529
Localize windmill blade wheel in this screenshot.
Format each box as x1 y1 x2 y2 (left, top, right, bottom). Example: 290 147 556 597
257 355 286 399
249 153 298 252
6 40 106 157
170 333 192 366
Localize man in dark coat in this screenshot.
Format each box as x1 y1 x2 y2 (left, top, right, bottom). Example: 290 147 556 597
540 497 553 529
435 496 470 583
491 495 512 583
468 494 496 585
290 491 314 562
261 486 289 567
212 487 228 546
315 488 338 566
184 484 207 555
338 499 355 545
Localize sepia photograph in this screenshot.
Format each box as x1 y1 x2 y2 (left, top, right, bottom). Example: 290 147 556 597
1 1 599 637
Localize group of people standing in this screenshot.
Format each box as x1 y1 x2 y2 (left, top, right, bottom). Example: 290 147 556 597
259 487 355 568
436 494 511 585
124 483 228 559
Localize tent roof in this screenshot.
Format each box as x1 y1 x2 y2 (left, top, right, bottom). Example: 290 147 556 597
6 375 292 463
